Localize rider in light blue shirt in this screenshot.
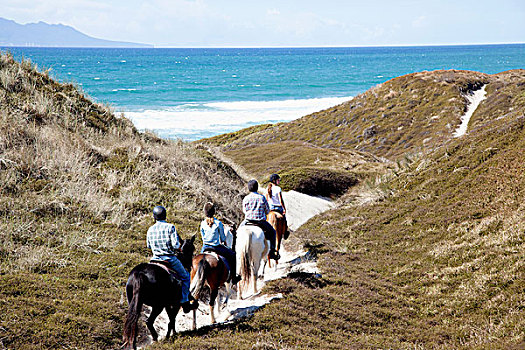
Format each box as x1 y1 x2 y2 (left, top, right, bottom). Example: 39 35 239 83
200 202 241 284
201 218 226 247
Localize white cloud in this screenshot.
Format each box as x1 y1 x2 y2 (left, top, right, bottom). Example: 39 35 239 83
1 0 523 46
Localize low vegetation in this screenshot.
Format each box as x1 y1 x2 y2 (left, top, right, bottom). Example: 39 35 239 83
2 51 525 349
0 52 245 349
209 140 389 197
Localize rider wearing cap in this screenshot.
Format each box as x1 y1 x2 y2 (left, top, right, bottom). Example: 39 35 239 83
147 206 198 313
242 180 280 260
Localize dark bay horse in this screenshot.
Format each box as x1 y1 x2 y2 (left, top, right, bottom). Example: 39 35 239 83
122 235 196 350
189 225 235 329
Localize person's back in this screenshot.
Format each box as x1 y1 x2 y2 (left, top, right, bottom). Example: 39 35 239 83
243 191 269 221
266 173 290 239
242 179 280 260
147 220 180 258
147 205 198 313
200 202 241 284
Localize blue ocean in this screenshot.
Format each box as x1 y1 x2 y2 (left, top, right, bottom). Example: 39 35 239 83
3 45 525 140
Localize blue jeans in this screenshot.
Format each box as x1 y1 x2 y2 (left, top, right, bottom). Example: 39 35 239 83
269 204 284 214
155 255 190 303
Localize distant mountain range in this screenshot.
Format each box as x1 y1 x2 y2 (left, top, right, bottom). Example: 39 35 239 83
0 17 153 48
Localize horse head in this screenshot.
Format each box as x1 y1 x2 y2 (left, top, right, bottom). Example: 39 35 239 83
177 234 196 270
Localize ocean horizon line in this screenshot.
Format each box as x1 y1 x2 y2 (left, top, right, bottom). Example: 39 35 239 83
2 42 525 50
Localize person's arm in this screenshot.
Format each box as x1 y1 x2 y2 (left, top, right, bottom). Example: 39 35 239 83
200 221 206 241
242 196 247 215
263 195 269 215
279 192 286 214
170 225 181 250
218 221 226 245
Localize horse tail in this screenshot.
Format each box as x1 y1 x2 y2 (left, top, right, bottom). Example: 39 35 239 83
123 271 144 348
267 211 276 227
239 230 253 287
190 258 209 300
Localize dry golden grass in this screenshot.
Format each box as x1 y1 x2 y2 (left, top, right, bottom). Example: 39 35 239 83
3 51 525 349
0 52 247 349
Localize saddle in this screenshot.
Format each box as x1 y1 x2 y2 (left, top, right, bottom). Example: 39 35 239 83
244 219 264 227
202 249 231 280
149 260 181 284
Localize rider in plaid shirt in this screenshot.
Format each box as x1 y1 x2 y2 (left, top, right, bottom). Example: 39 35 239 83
147 221 180 256
242 180 280 260
147 206 198 313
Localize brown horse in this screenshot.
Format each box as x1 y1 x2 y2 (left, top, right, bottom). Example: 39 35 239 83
267 210 287 263
190 252 232 329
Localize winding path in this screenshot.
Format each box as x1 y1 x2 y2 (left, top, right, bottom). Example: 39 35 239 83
138 190 333 347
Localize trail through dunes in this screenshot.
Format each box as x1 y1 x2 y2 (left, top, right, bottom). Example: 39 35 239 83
453 84 487 137
137 191 333 348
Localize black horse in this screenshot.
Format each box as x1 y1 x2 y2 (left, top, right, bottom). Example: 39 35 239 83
122 235 196 350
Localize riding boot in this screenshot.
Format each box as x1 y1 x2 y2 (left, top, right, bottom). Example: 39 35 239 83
182 296 199 313
231 274 242 284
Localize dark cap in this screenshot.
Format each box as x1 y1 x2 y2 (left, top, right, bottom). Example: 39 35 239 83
153 206 166 221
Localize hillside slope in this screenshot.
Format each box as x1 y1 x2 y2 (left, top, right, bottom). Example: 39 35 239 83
202 70 525 198
0 53 244 349
156 73 525 349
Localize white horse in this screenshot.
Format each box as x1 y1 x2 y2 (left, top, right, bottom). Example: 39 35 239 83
236 224 269 299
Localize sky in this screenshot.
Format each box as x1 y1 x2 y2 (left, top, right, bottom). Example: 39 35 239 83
1 0 524 47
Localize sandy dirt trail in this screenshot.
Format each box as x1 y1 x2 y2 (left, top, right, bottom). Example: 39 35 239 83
137 190 333 347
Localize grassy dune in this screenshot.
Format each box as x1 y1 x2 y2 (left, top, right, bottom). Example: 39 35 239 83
3 51 525 350
0 53 246 349
204 70 493 157
182 70 525 349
